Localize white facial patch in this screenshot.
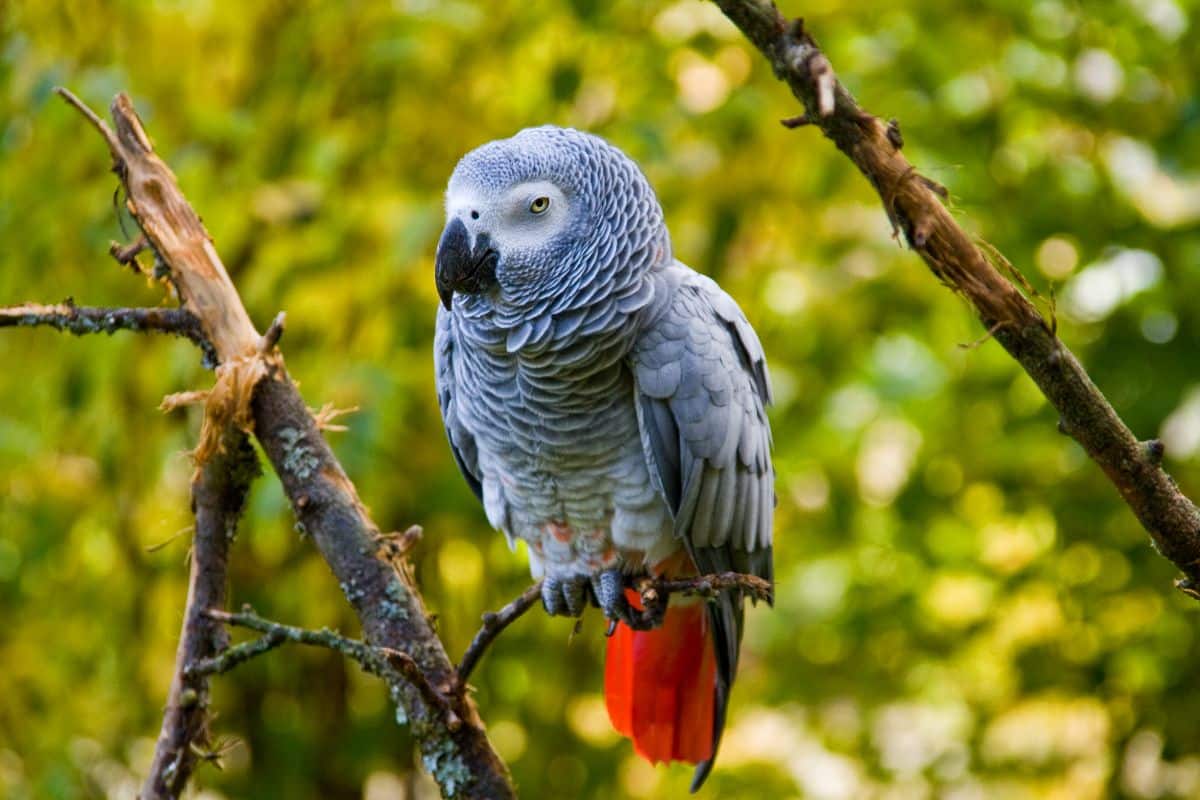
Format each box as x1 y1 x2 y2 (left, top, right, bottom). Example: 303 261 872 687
445 179 570 256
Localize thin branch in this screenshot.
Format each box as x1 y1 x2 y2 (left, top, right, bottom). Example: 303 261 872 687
142 428 259 800
56 90 514 798
109 234 149 267
196 607 461 730
185 623 289 677
639 571 774 603
713 0 1200 591
457 582 543 685
627 572 775 631
197 607 400 675
0 302 216 365
53 86 118 150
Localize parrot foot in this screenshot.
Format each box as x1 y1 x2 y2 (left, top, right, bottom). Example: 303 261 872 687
541 575 590 618
543 570 667 631
591 568 666 630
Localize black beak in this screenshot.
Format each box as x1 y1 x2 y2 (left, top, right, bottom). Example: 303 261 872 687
435 217 499 310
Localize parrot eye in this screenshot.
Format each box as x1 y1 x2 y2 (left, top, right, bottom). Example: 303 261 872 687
529 196 551 214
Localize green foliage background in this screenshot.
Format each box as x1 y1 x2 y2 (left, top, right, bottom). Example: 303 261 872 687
3 1 1200 798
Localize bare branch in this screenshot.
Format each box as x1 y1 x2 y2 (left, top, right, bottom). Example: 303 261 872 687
109 234 149 268
185 622 289 677
457 582 543 686
53 86 118 150
640 571 774 603
142 428 259 800
0 302 216 365
713 0 1200 591
56 90 514 799
626 571 775 631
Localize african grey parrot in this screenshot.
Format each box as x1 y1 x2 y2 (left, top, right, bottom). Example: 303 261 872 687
433 126 774 791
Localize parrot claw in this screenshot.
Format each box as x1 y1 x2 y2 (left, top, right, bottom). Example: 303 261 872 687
591 568 634 627
542 576 589 618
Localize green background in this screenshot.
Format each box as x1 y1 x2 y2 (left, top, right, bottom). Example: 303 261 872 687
3 1 1200 797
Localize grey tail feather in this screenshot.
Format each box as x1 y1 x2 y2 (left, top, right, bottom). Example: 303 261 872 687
689 677 730 792
689 577 743 793
684 540 771 791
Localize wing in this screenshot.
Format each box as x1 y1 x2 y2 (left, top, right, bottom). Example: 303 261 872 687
434 306 483 502
630 265 774 789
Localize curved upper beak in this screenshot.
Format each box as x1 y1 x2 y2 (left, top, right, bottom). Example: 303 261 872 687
435 217 499 310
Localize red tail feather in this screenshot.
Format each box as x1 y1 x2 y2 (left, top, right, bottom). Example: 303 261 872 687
604 590 716 765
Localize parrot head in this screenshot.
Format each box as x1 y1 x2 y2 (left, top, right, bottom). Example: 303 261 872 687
436 126 670 314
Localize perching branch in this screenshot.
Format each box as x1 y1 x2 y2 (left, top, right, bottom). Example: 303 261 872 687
714 1 1200 591
457 582 544 686
142 427 259 800
37 89 514 799
635 572 774 604
627 572 775 631
456 573 772 683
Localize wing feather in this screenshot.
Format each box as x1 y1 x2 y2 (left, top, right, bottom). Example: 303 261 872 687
630 265 774 789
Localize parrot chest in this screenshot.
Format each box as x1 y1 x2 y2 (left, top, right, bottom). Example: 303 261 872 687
455 335 675 578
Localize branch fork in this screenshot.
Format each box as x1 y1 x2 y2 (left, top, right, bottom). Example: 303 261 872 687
23 88 516 800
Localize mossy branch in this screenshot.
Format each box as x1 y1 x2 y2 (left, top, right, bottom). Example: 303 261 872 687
193 607 461 731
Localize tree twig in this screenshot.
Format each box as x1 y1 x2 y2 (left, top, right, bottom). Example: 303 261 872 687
0 302 216 366
195 607 462 730
52 90 515 799
713 1 1200 591
142 428 259 800
457 582 543 686
185 620 289 677
638 571 774 603
627 572 775 631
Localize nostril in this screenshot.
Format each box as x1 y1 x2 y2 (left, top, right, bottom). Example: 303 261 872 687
470 210 480 220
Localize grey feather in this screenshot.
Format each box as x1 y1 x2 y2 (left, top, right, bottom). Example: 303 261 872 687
434 306 484 502
637 395 682 511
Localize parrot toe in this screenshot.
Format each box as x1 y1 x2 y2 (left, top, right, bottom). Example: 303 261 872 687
542 576 590 617
592 568 633 625
542 579 565 615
